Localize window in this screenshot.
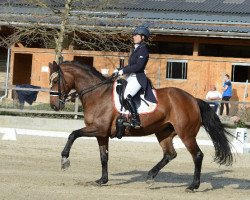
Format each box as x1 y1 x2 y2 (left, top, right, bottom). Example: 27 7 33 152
199 44 250 58
166 60 188 80
231 63 250 83
150 42 193 55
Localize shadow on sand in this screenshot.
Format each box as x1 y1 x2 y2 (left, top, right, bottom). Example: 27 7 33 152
111 170 250 192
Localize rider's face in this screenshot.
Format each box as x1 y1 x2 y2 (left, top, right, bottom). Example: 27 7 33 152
133 34 144 44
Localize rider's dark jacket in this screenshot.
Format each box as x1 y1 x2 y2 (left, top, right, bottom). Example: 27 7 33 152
122 43 157 103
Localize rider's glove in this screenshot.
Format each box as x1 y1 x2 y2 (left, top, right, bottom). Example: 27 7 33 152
118 69 123 76
113 69 123 76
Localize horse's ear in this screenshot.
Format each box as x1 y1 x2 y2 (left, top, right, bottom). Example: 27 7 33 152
53 61 60 71
49 61 59 72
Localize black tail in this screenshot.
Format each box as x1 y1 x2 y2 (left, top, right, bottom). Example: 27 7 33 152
196 98 233 166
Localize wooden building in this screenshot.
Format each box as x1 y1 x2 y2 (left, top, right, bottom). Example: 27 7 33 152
0 0 250 103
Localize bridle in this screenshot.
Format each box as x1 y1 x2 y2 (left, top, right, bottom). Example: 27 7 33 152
49 67 71 107
50 66 117 108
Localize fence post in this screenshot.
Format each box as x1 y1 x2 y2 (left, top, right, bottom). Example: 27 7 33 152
157 64 161 88
74 97 79 119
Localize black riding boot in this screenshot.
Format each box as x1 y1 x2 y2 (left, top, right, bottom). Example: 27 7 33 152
126 95 141 128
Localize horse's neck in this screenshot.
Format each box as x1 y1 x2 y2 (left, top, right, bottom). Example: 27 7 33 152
68 66 112 106
80 83 112 109
74 72 101 92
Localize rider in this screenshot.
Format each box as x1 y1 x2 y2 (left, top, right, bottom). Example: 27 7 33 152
114 26 157 128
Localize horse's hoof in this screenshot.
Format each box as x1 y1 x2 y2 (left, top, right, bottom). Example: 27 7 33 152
146 179 155 187
185 188 195 193
95 178 108 186
89 181 102 187
185 183 199 192
61 157 70 170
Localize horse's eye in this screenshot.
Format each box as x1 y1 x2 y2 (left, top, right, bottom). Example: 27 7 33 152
53 79 58 84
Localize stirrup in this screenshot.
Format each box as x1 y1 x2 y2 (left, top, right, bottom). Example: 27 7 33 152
130 117 141 129
132 124 141 129
115 115 127 139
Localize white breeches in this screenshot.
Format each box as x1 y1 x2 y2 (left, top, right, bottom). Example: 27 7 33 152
124 74 142 99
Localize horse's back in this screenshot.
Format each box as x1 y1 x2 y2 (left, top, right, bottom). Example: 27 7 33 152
156 87 198 106
156 87 201 134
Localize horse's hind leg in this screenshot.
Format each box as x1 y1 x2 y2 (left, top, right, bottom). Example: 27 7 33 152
146 130 177 183
181 137 204 192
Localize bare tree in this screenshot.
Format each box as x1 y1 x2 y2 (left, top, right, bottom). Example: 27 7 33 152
0 0 132 63
55 0 72 63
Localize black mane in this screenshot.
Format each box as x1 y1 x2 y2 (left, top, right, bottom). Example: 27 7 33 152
62 61 107 81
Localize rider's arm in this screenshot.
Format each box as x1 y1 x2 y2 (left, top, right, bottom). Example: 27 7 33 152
122 47 149 74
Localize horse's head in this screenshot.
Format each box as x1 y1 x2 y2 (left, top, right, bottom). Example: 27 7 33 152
49 60 111 111
49 61 73 111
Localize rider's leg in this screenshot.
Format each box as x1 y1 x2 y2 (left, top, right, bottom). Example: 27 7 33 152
123 75 142 98
126 94 141 128
124 75 142 128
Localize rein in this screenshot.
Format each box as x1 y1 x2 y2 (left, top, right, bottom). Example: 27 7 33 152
78 75 117 98
50 67 117 104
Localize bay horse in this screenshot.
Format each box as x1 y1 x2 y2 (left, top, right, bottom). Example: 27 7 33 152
49 61 233 192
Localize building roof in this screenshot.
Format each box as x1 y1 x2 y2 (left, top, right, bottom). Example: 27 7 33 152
110 0 250 15
0 0 250 39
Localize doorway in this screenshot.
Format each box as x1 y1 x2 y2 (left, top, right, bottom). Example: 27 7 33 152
13 53 32 85
73 56 93 67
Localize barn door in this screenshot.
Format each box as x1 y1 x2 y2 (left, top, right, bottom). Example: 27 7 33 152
13 53 32 85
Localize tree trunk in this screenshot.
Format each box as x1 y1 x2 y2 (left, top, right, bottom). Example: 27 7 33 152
55 0 73 64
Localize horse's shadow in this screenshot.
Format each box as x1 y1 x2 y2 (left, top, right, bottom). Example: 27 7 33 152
111 170 250 191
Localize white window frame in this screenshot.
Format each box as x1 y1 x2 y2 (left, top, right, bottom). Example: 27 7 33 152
166 59 188 80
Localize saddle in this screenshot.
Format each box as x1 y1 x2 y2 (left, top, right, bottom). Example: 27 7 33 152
115 78 145 111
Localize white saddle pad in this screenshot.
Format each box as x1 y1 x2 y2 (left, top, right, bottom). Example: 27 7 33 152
113 82 157 114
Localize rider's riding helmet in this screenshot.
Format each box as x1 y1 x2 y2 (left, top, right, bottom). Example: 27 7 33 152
132 26 150 40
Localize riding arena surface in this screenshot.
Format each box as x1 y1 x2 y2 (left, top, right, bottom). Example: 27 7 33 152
0 131 250 200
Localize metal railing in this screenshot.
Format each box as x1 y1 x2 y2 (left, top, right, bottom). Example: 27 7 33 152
0 85 83 119
0 85 249 123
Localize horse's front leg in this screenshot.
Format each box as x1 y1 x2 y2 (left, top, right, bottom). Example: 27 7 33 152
61 126 99 170
95 137 109 185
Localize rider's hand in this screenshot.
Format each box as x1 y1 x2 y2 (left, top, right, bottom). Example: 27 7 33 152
113 69 123 76
118 69 123 76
